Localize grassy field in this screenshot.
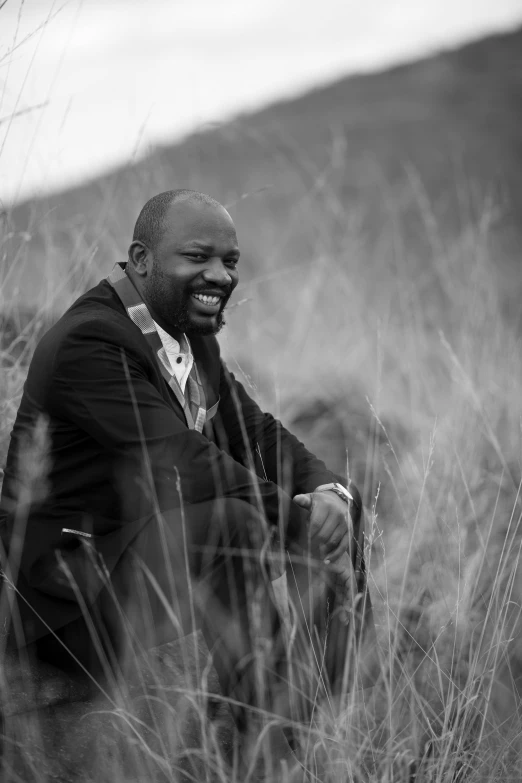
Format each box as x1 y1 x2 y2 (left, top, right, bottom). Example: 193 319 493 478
1 19 522 783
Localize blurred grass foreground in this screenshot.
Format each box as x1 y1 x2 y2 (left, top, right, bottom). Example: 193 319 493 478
1 24 522 783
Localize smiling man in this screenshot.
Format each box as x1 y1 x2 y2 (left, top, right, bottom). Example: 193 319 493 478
1 189 373 765
132 191 239 336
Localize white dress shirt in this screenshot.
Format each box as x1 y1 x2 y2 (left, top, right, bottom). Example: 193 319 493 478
154 322 194 394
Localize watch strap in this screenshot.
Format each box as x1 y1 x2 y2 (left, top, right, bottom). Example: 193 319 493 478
314 482 353 504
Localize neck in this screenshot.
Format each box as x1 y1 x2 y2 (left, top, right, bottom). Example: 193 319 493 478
151 313 184 342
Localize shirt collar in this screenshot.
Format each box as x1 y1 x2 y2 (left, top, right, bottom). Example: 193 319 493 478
153 322 191 357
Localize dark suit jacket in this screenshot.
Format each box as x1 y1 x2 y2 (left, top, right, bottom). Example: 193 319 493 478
0 278 356 644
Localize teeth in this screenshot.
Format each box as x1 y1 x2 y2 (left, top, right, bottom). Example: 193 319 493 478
193 294 220 305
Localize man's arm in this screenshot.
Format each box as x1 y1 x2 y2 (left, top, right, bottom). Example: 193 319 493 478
47 317 308 538
217 362 359 499
216 363 362 562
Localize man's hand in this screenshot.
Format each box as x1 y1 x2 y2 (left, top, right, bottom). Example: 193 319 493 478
292 490 352 563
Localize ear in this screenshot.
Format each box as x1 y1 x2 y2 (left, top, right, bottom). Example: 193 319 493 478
128 241 152 277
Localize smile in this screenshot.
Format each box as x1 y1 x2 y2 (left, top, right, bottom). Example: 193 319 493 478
192 294 222 306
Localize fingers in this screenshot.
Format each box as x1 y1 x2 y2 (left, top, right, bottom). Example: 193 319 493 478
309 494 351 535
293 492 352 562
327 554 351 580
292 493 313 510
313 509 349 558
308 501 336 539
323 530 350 563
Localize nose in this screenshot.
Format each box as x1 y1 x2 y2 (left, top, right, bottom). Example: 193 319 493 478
202 258 234 287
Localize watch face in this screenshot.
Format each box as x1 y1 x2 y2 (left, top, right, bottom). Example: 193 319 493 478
315 483 353 502
333 484 353 502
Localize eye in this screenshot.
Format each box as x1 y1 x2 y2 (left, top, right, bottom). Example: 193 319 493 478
185 253 207 262
225 257 239 267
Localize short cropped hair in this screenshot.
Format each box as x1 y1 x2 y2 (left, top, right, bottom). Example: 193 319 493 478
132 189 222 251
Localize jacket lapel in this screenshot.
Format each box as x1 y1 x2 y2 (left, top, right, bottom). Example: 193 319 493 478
107 263 221 429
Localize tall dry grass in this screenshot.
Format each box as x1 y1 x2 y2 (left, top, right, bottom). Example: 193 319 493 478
1 166 522 781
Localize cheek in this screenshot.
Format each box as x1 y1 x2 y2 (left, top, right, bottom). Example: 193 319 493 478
172 268 199 291
160 269 190 294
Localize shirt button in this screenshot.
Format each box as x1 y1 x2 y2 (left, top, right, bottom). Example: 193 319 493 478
176 356 183 364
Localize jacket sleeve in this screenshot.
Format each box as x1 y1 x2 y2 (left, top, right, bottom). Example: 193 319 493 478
215 362 360 509
47 316 310 536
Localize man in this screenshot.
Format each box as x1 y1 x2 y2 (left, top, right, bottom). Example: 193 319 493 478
1 190 372 760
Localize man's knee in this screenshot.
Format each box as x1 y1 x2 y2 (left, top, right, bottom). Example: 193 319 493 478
178 498 269 569
211 497 265 527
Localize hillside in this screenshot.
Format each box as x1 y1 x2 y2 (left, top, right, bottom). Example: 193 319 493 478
3 26 522 312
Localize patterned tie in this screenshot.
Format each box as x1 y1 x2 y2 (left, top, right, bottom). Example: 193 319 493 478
107 262 207 432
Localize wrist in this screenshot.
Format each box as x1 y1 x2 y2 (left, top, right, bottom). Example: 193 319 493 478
314 482 353 505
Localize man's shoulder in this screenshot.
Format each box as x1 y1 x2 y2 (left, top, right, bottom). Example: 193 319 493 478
33 278 144 363
63 277 126 328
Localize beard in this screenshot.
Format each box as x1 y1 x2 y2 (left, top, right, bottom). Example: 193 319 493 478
144 262 228 336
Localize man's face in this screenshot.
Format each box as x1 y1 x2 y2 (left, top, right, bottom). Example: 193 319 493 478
142 200 240 336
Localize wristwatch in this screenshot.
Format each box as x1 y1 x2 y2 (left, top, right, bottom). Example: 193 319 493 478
314 482 353 504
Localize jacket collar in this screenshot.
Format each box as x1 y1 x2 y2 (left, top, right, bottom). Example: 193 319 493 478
107 262 213 429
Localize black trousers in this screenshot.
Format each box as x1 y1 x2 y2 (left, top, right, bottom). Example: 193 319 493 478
34 497 373 732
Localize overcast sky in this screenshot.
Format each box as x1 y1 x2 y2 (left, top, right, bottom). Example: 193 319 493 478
1 0 521 204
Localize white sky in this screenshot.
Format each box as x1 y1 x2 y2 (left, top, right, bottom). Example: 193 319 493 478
1 0 521 205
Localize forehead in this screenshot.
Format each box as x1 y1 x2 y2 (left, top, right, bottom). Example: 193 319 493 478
161 199 238 247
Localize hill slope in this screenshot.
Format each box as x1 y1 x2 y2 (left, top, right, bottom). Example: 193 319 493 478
3 26 521 312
